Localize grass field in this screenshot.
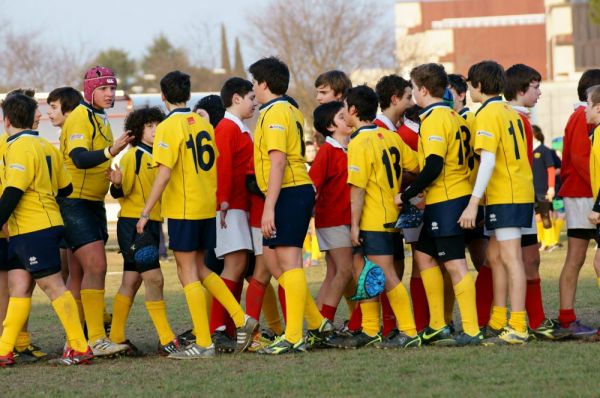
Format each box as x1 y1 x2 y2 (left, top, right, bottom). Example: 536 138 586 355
3 245 600 397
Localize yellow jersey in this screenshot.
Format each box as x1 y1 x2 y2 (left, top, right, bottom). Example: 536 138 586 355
117 144 162 221
418 103 472 204
2 131 67 235
60 102 113 201
347 125 418 232
153 108 217 220
254 98 312 192
0 133 8 239
473 97 534 205
459 107 479 188
590 125 600 201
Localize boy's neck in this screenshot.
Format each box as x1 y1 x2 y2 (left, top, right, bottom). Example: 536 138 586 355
260 92 281 105
165 101 187 111
508 99 526 108
331 132 349 147
6 127 27 137
480 93 501 103
421 96 443 108
382 108 400 126
354 119 373 129
226 107 245 121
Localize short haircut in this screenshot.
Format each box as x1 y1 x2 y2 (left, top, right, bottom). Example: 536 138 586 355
448 74 468 107
220 77 253 108
6 88 35 99
314 70 352 98
248 57 289 95
1 93 37 129
467 60 506 95
313 101 344 137
504 64 542 101
125 106 165 147
193 95 225 127
346 85 378 122
578 69 600 101
47 87 83 114
375 74 411 110
404 105 422 124
410 63 448 98
532 124 544 144
586 84 600 106
160 71 191 104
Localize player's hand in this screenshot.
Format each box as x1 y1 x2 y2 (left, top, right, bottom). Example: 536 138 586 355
136 216 148 234
414 193 426 210
110 131 135 156
394 193 404 209
588 211 600 225
219 202 229 229
546 187 555 201
459 202 478 229
105 164 122 185
261 206 276 239
350 225 361 247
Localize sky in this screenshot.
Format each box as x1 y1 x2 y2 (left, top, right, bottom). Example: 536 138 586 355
3 0 396 68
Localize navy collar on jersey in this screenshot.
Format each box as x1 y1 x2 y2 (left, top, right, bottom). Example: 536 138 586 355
459 107 470 116
259 96 289 111
7 129 39 143
81 101 105 114
476 96 503 116
419 101 450 119
136 142 153 155
350 124 378 140
167 107 191 117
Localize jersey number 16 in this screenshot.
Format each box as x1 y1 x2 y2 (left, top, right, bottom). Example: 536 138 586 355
186 131 216 173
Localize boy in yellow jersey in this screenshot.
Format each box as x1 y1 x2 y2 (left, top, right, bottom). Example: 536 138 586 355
249 57 332 354
106 106 183 356
448 74 494 328
0 94 92 367
331 85 420 349
137 71 258 359
59 66 133 356
459 61 534 345
397 64 482 346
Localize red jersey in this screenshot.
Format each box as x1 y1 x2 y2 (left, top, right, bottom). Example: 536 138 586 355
560 105 594 197
308 136 351 228
397 118 419 151
374 113 397 133
215 112 253 210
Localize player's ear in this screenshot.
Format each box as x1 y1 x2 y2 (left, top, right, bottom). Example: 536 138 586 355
348 105 358 117
390 94 399 105
3 117 10 130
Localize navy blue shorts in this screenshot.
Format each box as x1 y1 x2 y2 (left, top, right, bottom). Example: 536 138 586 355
353 231 404 258
485 203 533 230
168 218 216 252
464 206 488 244
8 226 63 279
263 184 315 248
423 195 469 238
0 238 9 271
118 217 161 273
58 198 108 250
416 229 466 262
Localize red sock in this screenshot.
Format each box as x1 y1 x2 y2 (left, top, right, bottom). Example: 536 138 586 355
210 278 238 335
475 266 493 327
320 304 337 322
410 277 429 332
277 284 287 323
525 278 546 329
381 293 396 336
347 304 362 331
558 309 576 328
245 278 266 320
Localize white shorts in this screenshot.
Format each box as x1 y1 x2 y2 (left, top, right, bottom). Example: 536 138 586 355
564 197 595 230
520 211 537 235
316 225 352 251
215 209 253 258
403 223 424 244
488 227 522 242
251 227 263 256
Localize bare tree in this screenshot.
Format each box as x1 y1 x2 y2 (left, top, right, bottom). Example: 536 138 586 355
248 0 395 127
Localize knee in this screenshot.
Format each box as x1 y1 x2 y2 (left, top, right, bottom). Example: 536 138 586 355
143 272 164 290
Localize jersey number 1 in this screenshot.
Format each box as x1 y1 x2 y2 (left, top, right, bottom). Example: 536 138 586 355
382 147 401 188
508 119 525 160
186 131 216 173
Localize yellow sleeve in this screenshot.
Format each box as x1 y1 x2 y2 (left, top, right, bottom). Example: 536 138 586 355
347 137 370 189
63 111 93 153
52 146 72 190
119 150 135 197
474 113 500 154
399 138 419 171
153 123 181 169
418 116 449 159
263 108 290 154
5 142 35 191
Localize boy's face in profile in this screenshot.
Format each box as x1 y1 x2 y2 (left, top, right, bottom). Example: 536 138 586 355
586 93 600 124
316 85 340 104
341 100 355 128
252 79 268 105
519 81 541 108
238 91 256 120
395 86 414 114
467 81 482 103
48 101 67 127
411 80 426 108
33 106 41 130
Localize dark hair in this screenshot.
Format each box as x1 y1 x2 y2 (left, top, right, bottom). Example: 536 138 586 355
410 63 448 98
220 77 253 108
306 140 314 146
193 95 225 127
47 87 83 114
313 101 344 137
314 70 352 98
504 64 541 101
125 106 165 146
6 88 35 99
375 74 411 110
1 93 37 129
404 105 422 124
160 70 191 104
532 124 544 144
578 69 600 101
346 85 378 122
467 60 506 95
248 57 289 95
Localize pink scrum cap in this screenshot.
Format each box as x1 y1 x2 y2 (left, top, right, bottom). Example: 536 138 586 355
83 66 117 104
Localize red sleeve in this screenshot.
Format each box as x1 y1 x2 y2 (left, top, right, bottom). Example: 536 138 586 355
547 166 555 189
308 144 329 193
519 114 534 167
215 121 235 206
397 125 419 151
571 114 592 184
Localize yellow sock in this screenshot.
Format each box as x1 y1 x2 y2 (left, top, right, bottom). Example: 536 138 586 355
203 286 212 318
420 266 446 330
554 218 564 244
183 281 211 347
281 269 307 344
453 273 480 336
489 305 508 330
15 331 30 351
145 300 176 345
202 273 245 327
536 221 545 243
52 291 88 352
543 225 557 247
304 287 325 330
0 297 31 355
75 298 84 327
80 289 106 343
109 293 133 344
509 310 527 333
361 301 380 336
443 272 454 325
386 283 417 337
262 283 283 335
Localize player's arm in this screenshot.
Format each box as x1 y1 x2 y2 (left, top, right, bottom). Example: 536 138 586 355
308 147 328 195
544 150 556 201
68 131 132 169
347 141 369 247
216 124 234 215
459 150 495 228
399 154 443 204
136 164 171 233
349 185 365 247
262 150 285 238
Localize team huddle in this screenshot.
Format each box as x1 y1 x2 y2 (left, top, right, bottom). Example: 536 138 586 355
0 55 599 367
